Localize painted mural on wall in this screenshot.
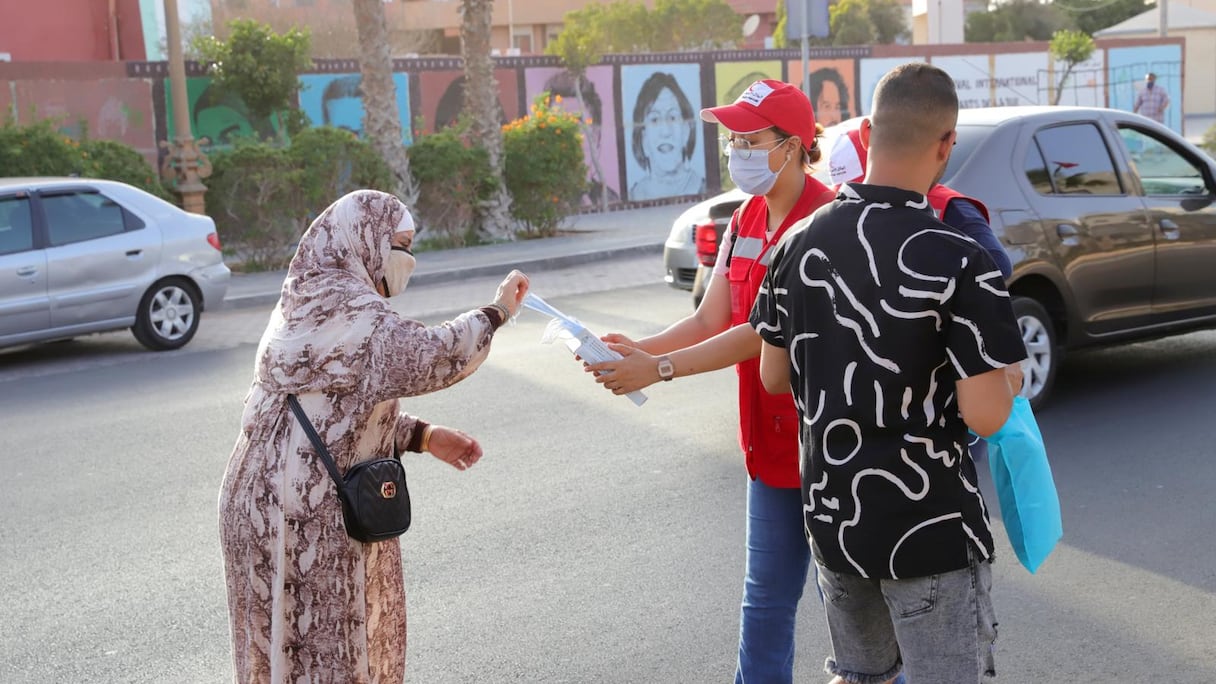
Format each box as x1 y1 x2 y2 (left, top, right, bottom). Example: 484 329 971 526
163 77 280 146
858 56 926 116
620 64 707 201
789 59 858 128
414 70 520 134
0 78 157 160
1108 44 1183 132
298 73 412 143
1050 53 1106 107
711 60 783 190
524 65 621 204
1 39 1185 214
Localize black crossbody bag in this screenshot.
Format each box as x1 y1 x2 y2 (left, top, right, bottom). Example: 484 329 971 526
287 394 411 543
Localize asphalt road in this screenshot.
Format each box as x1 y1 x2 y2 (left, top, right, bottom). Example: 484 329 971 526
2 257 1215 683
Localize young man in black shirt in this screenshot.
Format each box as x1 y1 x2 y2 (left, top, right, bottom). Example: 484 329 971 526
750 63 1026 683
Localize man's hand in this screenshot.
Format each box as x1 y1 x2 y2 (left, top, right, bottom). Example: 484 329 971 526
426 426 483 471
585 343 660 394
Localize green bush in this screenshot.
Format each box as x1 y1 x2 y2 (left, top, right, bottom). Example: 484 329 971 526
206 140 301 270
0 119 88 177
407 122 496 248
0 119 170 200
79 139 173 201
205 126 395 270
502 94 587 237
288 126 394 211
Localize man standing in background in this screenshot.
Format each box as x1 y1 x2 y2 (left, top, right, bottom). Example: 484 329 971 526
1133 72 1170 125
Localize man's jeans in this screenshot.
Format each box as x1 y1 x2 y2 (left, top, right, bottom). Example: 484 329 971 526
816 547 997 683
734 478 810 684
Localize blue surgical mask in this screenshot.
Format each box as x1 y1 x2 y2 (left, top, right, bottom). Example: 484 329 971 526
1146 81 1155 89
728 148 790 196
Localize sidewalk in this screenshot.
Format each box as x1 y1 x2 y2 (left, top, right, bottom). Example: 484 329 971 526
221 202 695 310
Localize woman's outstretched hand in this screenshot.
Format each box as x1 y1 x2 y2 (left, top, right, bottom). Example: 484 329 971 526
426 426 483 471
494 270 530 318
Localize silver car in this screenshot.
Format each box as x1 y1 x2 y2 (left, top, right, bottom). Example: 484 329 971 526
0 178 231 351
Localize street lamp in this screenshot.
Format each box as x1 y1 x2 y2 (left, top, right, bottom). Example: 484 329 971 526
160 0 210 215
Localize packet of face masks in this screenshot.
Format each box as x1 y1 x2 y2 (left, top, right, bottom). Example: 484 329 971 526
522 292 647 407
985 396 1062 574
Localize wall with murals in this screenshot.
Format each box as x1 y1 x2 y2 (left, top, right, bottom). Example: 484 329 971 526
0 37 1184 209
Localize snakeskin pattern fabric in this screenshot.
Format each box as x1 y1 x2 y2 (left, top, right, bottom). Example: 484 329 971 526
219 190 496 683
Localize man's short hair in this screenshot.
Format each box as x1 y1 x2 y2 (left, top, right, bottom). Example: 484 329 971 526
1146 72 1157 79
869 62 959 154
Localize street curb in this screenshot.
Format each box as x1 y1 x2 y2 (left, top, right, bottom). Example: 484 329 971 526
218 241 664 312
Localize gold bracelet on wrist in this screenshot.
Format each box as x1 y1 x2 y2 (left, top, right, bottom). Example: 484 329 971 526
420 425 434 452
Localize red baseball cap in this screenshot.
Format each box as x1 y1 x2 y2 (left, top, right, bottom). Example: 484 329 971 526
701 79 818 153
828 127 867 185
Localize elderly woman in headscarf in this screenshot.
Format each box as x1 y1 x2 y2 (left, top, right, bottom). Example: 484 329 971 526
218 189 529 683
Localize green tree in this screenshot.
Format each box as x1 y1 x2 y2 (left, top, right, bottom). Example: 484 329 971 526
830 0 908 46
653 0 741 51
773 0 788 48
831 0 874 45
1049 29 1096 105
1060 0 1157 36
192 19 312 141
557 0 740 53
966 0 1073 42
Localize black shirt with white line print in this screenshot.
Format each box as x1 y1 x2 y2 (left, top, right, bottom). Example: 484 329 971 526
750 183 1026 580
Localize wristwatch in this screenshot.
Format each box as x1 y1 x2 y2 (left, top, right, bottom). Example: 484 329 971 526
657 355 675 382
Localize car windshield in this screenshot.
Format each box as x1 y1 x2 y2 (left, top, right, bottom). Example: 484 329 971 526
940 124 991 185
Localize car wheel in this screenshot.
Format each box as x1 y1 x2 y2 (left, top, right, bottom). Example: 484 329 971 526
1012 296 1058 410
131 278 201 351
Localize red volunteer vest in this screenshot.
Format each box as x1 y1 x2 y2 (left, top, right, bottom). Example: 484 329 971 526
927 185 989 223
727 175 835 489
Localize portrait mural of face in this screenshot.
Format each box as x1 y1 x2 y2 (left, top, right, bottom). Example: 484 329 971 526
622 65 706 201
165 77 278 146
297 73 412 143
525 66 621 204
419 70 519 134
713 61 781 191
789 60 857 128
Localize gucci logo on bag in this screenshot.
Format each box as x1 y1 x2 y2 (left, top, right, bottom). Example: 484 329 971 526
380 482 397 499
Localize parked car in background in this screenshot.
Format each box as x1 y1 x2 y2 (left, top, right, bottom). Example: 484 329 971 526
0 178 230 352
664 107 1216 408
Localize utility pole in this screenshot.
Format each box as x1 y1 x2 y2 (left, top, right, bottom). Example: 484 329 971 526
1159 0 1168 36
161 0 210 214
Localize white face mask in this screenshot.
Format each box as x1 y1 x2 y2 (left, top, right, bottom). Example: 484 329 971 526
383 246 416 297
728 147 790 196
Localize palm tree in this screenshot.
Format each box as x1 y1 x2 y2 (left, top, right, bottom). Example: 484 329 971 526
459 0 513 240
352 0 418 204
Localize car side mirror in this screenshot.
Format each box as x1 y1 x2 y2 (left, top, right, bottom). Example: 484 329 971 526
1181 196 1213 212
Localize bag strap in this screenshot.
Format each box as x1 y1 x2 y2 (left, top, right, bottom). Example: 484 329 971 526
287 394 346 492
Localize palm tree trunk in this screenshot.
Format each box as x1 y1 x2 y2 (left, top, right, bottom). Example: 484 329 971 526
352 0 418 205
460 0 514 241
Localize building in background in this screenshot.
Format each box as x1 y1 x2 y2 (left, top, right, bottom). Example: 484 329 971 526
1096 3 1216 138
0 0 147 61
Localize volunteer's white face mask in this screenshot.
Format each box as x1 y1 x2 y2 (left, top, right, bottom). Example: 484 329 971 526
383 246 416 297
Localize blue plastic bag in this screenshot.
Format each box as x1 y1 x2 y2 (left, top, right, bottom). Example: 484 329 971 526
986 396 1062 574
